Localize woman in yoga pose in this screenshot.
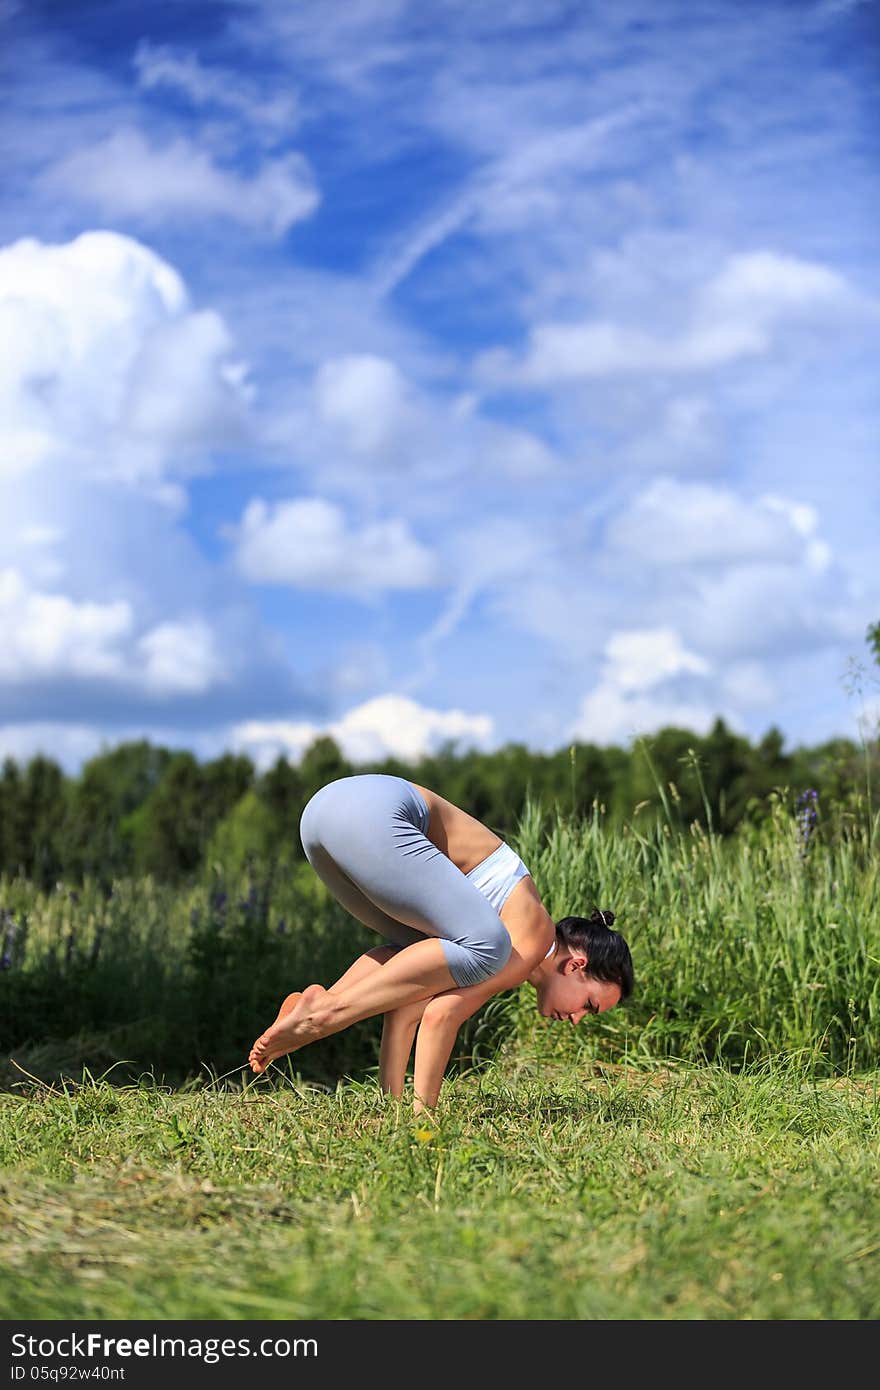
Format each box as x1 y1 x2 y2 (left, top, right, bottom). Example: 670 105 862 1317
248 774 633 1109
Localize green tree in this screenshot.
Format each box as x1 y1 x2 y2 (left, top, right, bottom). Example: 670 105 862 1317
0 757 26 876
124 752 205 880
699 718 755 832
627 728 705 826
205 789 276 877
124 750 254 882
60 740 173 884
200 753 254 828
256 755 306 858
298 737 353 803
20 754 67 889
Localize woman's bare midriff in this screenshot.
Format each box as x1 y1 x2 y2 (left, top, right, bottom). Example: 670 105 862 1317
408 780 556 961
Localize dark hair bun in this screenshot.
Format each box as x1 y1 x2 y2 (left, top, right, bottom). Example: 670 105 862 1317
589 907 615 928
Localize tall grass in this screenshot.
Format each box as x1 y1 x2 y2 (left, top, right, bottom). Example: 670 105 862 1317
2 788 878 1088
0 861 389 1087
512 782 879 1072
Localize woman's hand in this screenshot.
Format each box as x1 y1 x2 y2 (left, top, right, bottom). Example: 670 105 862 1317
379 996 432 1097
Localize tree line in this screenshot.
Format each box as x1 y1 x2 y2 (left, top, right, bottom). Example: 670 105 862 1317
0 717 875 891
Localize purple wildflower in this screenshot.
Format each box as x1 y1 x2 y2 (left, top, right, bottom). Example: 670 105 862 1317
796 789 819 857
2 913 18 967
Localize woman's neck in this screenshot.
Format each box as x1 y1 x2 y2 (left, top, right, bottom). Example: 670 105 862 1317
526 936 558 986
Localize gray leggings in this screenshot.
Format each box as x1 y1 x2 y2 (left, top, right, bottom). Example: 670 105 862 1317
298 774 512 989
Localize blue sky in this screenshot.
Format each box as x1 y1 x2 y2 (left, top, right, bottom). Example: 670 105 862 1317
1 0 878 772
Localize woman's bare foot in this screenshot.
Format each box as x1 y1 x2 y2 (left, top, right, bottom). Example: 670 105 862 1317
249 984 329 1073
273 991 302 1025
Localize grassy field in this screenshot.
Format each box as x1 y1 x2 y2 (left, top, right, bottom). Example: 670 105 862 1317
2 787 879 1319
1 1061 878 1320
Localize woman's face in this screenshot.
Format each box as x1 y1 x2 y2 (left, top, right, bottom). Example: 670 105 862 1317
537 954 622 1026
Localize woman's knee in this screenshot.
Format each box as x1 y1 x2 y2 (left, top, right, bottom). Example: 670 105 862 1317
443 918 512 988
480 919 513 977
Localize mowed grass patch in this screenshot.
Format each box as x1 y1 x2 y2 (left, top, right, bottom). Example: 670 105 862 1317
2 1063 878 1320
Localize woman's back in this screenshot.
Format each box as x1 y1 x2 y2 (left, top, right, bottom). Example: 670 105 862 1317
409 780 553 949
408 780 503 875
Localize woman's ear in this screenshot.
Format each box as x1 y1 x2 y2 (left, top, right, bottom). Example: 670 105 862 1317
563 951 588 974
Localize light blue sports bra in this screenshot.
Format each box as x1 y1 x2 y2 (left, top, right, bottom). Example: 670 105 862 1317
466 840 531 914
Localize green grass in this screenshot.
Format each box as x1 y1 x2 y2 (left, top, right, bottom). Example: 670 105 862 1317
2 792 878 1319
2 1061 878 1320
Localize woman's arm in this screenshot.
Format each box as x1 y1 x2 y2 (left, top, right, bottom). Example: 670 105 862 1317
412 1000 472 1113
412 949 532 1112
379 997 430 1098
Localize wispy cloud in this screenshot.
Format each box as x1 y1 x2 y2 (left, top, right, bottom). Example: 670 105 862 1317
41 128 319 237
133 40 301 145
371 105 647 297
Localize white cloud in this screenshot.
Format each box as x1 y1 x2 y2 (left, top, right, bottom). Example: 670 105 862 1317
326 641 390 697
0 571 235 700
620 394 722 474
0 569 132 681
231 692 495 770
571 687 719 746
699 251 855 320
602 628 710 692
136 618 227 695
0 232 311 727
126 310 253 449
0 230 251 491
596 479 854 667
760 495 832 574
19 525 63 548
401 514 555 693
42 128 319 238
606 478 817 568
570 627 716 745
480 317 766 383
230 496 439 593
683 561 856 659
314 354 411 455
477 250 869 385
308 350 556 486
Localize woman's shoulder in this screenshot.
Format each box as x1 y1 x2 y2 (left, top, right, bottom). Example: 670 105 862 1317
501 878 556 962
